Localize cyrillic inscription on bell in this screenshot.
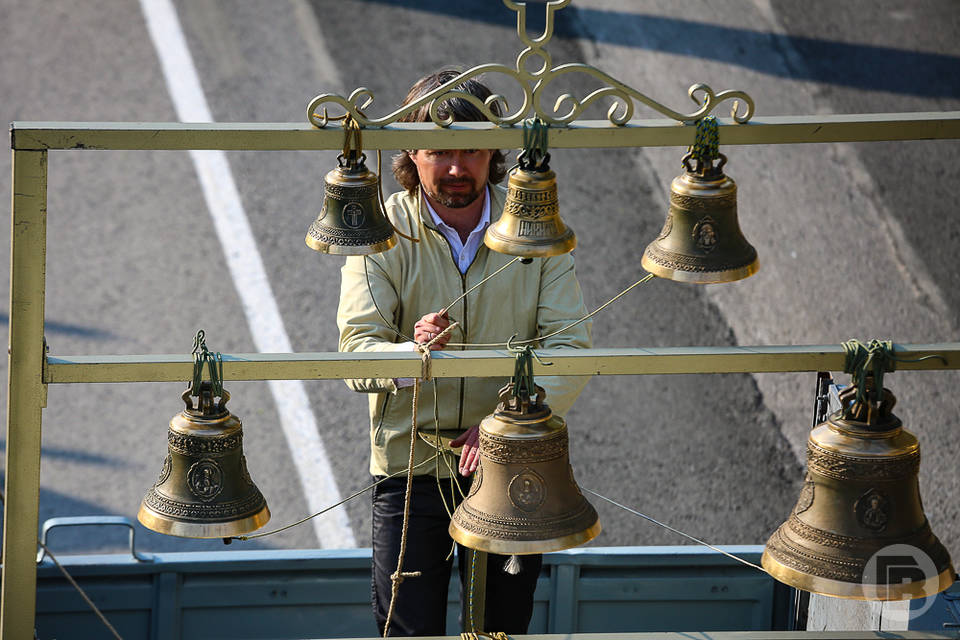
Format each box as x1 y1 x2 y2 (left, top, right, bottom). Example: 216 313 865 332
449 384 600 554
642 147 758 284
762 379 955 600
485 165 575 257
138 382 270 539
305 152 397 255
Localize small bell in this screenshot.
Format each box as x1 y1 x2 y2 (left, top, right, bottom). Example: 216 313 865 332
138 333 270 538
485 118 575 258
305 151 398 255
485 165 575 257
642 117 758 283
450 348 599 554
762 372 954 600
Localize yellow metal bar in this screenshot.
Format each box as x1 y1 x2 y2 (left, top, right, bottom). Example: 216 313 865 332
3 150 47 639
10 112 960 151
43 343 959 384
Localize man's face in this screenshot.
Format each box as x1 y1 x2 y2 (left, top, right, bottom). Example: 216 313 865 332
408 149 493 209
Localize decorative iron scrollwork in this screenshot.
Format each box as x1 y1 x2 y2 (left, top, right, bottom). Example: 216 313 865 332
307 0 754 129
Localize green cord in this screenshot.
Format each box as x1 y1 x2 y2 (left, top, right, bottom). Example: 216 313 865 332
191 329 223 398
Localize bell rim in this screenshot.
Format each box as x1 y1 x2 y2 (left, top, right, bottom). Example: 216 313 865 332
305 233 397 255
448 517 601 555
761 548 956 601
137 501 271 539
641 251 758 284
483 227 576 258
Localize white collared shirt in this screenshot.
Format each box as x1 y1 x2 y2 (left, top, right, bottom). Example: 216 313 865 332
422 186 491 274
390 187 492 389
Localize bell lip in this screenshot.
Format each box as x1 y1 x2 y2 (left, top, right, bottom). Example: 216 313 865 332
449 518 601 555
305 233 397 255
137 502 271 539
761 549 956 601
640 252 758 284
483 227 576 258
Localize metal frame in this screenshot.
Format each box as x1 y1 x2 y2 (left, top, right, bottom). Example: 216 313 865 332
6 0 960 636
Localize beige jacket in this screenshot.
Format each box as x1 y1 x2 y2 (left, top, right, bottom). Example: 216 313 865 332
337 185 592 478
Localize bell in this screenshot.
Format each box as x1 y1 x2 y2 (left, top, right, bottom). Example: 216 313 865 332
305 152 397 255
641 152 758 283
449 384 600 554
138 382 271 538
762 378 954 600
484 165 576 257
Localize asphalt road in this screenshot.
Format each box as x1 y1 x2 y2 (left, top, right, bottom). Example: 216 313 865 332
1 0 957 565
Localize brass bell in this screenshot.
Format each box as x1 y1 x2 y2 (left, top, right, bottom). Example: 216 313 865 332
138 382 271 538
485 118 575 257
762 377 954 600
642 117 758 283
305 151 398 255
449 383 600 554
484 165 576 257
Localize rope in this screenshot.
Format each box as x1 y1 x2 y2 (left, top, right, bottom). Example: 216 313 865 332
689 115 719 165
583 488 766 574
447 272 655 348
0 491 124 640
191 329 223 398
382 325 458 637
382 375 425 637
518 118 550 171
841 339 947 418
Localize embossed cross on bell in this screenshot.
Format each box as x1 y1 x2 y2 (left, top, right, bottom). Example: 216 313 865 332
305 117 398 255
138 333 270 538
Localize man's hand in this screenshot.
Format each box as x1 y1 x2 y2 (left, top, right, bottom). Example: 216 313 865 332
413 310 451 350
450 425 480 476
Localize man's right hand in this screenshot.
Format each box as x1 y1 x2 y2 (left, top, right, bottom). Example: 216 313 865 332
413 311 451 350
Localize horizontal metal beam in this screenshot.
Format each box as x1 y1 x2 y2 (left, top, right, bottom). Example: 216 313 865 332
11 112 960 151
44 343 959 384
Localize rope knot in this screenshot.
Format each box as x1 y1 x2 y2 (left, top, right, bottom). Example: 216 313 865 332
390 569 422 586
416 321 459 381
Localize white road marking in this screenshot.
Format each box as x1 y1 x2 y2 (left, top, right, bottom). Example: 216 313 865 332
138 0 355 548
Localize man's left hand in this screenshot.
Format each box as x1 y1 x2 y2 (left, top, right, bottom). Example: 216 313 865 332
450 425 480 476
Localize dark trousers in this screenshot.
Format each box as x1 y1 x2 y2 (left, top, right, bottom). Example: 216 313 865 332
371 474 543 637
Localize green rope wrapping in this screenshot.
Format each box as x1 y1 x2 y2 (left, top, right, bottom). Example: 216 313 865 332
841 339 947 418
518 117 549 171
842 339 895 412
191 329 223 398
688 115 719 167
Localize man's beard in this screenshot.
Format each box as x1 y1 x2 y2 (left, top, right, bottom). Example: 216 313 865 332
428 179 483 208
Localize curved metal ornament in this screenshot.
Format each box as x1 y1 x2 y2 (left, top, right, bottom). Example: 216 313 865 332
306 1 753 129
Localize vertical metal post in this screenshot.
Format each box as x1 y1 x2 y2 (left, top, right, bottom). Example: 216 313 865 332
2 149 48 638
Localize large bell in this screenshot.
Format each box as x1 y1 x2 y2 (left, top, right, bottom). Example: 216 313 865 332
762 378 954 600
641 152 758 283
449 384 600 554
305 152 397 255
138 382 271 538
485 164 576 258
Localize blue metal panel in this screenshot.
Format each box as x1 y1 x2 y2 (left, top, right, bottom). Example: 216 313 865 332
28 544 796 638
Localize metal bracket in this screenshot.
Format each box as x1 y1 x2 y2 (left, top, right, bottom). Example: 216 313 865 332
36 516 153 564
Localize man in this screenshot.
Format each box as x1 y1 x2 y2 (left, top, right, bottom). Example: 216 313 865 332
337 68 592 637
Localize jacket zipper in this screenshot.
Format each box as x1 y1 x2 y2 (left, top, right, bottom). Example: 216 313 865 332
429 224 474 432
